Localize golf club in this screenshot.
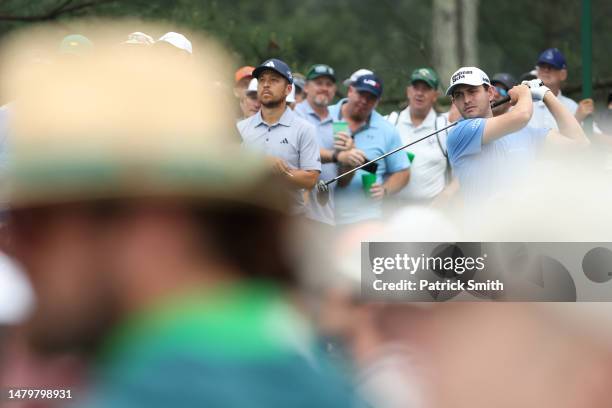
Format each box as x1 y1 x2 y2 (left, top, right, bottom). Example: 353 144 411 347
315 95 512 204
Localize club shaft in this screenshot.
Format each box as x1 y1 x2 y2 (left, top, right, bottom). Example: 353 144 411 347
323 96 512 187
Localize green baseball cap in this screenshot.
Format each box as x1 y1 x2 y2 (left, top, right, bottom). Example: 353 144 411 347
410 67 439 89
306 64 336 82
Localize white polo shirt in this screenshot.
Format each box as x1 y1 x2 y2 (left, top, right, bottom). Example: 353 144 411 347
393 107 449 200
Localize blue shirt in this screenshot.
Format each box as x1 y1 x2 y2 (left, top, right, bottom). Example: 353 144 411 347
447 118 548 204
329 99 410 225
294 101 336 225
238 107 321 215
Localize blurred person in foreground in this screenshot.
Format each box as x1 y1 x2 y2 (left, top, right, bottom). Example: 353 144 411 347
445 67 588 211
0 25 352 407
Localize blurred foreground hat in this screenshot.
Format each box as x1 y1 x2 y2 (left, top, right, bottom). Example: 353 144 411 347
157 32 192 54
1 26 285 211
59 34 93 56
124 31 155 46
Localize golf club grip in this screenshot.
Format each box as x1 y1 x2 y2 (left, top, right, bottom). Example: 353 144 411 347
491 95 511 108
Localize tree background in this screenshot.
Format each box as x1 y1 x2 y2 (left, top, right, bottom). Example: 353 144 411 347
0 0 610 112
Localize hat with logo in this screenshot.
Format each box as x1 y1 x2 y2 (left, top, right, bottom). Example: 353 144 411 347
410 67 439 89
491 73 517 90
252 58 293 84
306 64 336 82
446 66 491 96
342 68 373 86
536 48 567 70
352 73 383 98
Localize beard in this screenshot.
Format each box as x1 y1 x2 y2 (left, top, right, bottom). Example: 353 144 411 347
312 94 330 108
261 94 285 109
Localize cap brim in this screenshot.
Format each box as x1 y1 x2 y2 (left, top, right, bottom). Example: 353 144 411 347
252 66 292 84
353 85 381 98
307 73 336 82
445 79 486 96
411 77 436 89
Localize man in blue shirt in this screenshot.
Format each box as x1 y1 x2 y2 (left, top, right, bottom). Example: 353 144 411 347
445 66 588 205
329 73 410 225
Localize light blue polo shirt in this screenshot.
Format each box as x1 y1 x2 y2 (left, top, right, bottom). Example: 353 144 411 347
328 99 410 225
237 107 321 214
294 101 336 225
447 118 548 204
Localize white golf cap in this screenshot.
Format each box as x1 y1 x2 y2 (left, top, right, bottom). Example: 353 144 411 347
247 78 258 94
124 31 155 46
446 66 491 96
158 32 193 54
286 84 296 103
343 68 373 86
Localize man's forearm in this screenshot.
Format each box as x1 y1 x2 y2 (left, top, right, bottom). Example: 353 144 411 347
544 92 586 142
286 170 319 189
320 148 334 164
383 169 410 194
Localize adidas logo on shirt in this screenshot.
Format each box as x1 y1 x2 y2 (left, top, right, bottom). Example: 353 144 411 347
280 138 289 144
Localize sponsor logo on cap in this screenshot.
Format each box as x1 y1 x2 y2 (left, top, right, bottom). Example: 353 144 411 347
265 61 275 68
363 79 380 88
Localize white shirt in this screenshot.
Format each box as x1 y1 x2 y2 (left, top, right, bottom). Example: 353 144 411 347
528 91 578 130
393 107 448 200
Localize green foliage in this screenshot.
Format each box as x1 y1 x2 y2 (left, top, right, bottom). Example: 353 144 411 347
0 0 610 112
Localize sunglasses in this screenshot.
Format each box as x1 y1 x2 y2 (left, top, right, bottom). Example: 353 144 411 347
495 86 508 97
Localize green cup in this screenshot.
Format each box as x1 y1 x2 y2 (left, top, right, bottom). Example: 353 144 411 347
332 121 349 140
361 173 377 197
407 151 415 163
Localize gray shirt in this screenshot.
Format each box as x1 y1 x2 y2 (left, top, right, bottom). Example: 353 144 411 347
294 101 336 225
238 107 321 214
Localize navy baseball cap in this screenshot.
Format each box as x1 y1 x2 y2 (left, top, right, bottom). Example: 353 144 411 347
352 73 383 98
491 73 517 90
536 48 567 70
252 58 293 84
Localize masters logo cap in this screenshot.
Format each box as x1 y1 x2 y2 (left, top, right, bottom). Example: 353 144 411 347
306 64 336 82
446 66 491 96
410 67 439 89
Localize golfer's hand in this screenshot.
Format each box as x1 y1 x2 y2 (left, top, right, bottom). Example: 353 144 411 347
575 98 595 122
337 149 366 167
369 183 386 201
521 79 550 102
268 157 291 176
333 132 353 151
508 84 531 105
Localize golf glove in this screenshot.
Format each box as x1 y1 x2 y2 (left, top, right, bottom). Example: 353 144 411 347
521 79 550 101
